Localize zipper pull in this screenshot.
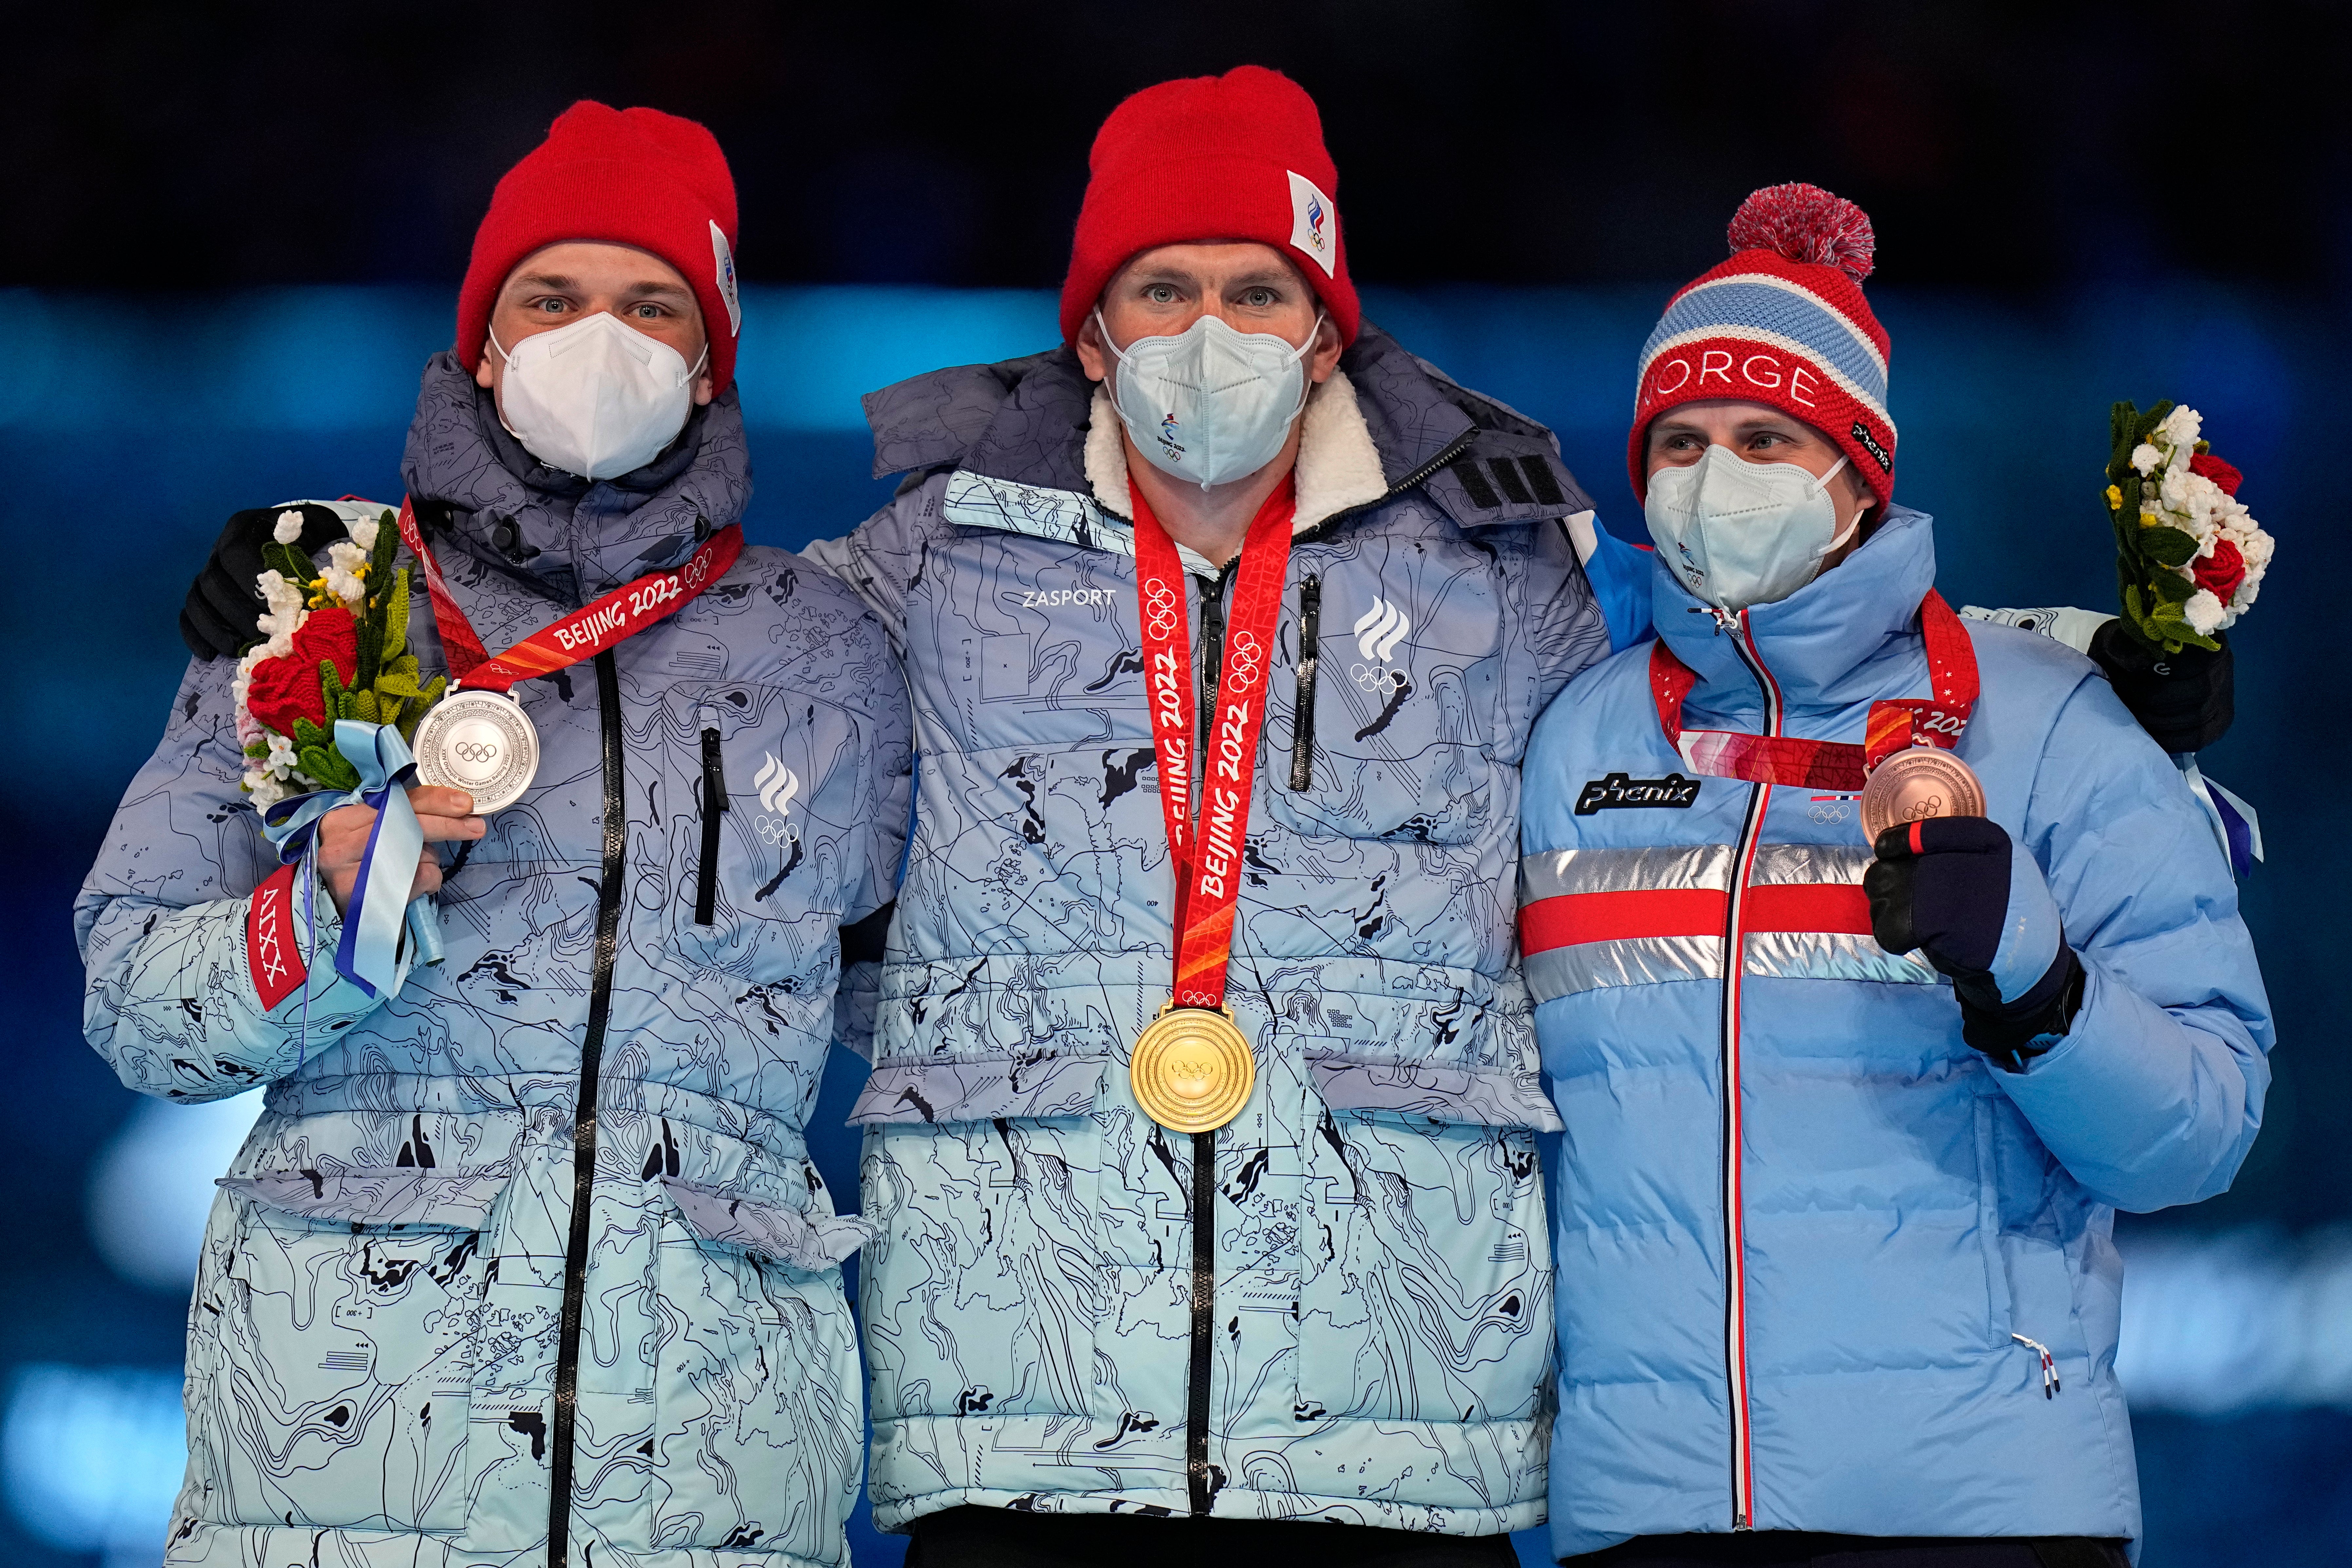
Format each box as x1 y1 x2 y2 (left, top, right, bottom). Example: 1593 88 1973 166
2011 1332 2061 1398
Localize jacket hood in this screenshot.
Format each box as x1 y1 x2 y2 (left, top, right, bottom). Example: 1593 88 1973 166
1655 504 1938 725
859 324 1593 533
399 350 752 605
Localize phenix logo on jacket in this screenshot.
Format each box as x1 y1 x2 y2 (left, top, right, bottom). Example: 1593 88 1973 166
1517 509 2271 1559
804 327 1609 1536
76 356 911 1568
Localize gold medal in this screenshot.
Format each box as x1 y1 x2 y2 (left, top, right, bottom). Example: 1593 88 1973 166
1130 1004 1255 1134
1859 746 1987 841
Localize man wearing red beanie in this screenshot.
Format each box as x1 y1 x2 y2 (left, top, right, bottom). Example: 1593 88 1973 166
102 102 907 1568
809 65 1608 1567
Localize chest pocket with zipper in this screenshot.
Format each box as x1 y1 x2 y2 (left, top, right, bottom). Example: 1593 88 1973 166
1265 563 1504 846
674 690 866 944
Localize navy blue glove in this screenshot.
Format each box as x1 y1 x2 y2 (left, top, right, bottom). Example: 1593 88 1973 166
1865 816 2085 1070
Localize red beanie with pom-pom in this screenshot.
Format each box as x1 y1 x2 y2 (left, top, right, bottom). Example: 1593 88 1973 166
456 102 743 393
1059 66 1359 345
1628 183 1895 506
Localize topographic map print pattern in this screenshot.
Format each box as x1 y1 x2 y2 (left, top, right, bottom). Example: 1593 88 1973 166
76 363 911 1568
815 335 1608 1537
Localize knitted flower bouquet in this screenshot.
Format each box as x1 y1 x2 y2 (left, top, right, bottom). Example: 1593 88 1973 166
2104 401 2272 653
232 508 445 808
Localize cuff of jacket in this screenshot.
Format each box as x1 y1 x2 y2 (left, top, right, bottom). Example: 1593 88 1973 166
1990 957 2251 1211
249 862 378 1019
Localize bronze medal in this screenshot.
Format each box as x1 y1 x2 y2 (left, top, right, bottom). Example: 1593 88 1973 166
1859 746 1987 841
1130 1004 1255 1135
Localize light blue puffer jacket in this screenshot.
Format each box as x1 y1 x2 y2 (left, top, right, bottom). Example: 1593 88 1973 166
806 329 1612 1536
1519 509 2271 1559
76 356 910 1568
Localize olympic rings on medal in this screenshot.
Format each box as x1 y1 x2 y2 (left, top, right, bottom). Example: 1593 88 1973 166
452 740 500 763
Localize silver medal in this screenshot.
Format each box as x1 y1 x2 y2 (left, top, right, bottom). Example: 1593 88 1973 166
413 689 540 814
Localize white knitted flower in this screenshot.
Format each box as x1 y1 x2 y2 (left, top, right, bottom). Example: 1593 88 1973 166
346 513 379 552
2182 588 2227 636
322 541 370 605
2131 443 2162 476
272 509 306 545
2160 404 2202 446
245 769 291 810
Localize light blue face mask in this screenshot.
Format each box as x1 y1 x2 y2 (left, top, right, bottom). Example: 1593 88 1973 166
1643 444 1861 611
1099 309 1322 488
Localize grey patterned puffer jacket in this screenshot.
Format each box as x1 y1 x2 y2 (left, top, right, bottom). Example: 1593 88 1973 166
805 327 1610 1537
77 354 909 1568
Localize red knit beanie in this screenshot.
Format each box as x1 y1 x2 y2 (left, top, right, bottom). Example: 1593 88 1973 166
1628 184 1896 507
456 102 743 393
1060 66 1360 346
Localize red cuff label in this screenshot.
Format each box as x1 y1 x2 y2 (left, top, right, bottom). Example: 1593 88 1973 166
247 862 307 1011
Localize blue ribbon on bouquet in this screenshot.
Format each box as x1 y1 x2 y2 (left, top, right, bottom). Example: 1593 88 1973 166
260 719 445 997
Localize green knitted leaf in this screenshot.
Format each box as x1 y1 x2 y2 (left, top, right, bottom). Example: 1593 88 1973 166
298 745 359 792
260 540 305 584
2107 401 2139 480
351 689 380 723
382 568 412 656
319 658 346 718
2141 527 2201 568
2149 569 2194 605
369 509 399 575
376 669 421 699
292 717 331 753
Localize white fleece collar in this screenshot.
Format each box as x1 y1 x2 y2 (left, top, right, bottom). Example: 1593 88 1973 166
1083 369 1391 535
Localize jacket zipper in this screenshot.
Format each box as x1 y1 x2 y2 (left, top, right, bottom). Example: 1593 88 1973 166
547 648 626 1567
1295 429 1478 543
694 720 727 925
1717 609 1780 1532
1188 558 1236 1516
1288 574 1321 791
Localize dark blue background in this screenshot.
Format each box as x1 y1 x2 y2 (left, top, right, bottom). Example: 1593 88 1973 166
8 0 2350 1557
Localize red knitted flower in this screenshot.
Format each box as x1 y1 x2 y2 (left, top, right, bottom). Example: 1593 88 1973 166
246 606 359 736
2192 538 2247 605
2188 452 2243 496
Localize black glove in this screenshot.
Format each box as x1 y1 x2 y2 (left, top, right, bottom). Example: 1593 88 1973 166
2089 617 2232 754
1865 816 2085 1071
178 503 349 660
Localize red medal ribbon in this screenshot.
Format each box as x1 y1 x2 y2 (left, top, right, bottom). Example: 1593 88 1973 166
1131 477 1297 1010
395 498 741 693
1649 591 1977 791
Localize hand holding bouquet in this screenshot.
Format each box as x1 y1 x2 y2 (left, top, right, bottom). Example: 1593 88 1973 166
232 506 445 808
2104 401 2272 653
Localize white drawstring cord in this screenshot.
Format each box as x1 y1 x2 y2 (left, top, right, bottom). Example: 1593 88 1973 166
2012 1332 2061 1399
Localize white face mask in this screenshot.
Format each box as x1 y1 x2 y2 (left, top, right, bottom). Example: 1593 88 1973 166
490 311 706 481
1099 309 1320 488
1643 444 1863 612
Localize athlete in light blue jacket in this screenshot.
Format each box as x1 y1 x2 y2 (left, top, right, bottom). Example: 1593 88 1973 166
1520 187 2270 1565
84 105 908 1568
